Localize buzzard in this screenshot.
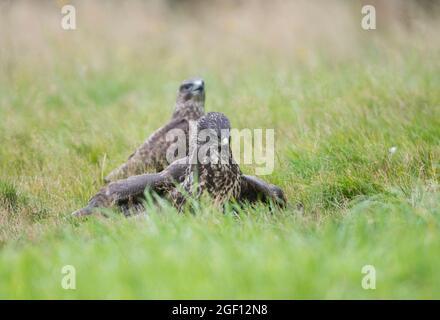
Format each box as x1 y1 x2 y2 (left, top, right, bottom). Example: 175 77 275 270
72 112 286 216
104 78 205 183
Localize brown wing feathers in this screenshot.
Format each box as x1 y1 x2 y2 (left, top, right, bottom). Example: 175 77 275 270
72 82 287 216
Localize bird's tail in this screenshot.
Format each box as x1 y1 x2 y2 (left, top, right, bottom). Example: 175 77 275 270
104 164 128 183
104 159 145 183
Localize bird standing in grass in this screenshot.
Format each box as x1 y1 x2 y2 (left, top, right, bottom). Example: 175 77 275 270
104 78 205 183
73 112 286 216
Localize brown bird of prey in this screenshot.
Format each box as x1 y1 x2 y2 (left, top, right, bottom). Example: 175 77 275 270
104 78 205 183
73 112 286 216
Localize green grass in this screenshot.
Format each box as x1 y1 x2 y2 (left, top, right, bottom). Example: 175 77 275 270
1 191 439 299
1 2 440 299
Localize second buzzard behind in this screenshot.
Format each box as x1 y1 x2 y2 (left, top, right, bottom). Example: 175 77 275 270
104 78 206 183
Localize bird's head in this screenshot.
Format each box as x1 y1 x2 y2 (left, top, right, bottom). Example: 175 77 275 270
195 112 233 165
173 78 205 118
176 78 205 104
197 112 230 133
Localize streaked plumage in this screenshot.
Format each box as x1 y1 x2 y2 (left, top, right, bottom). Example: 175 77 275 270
73 112 286 216
104 78 205 183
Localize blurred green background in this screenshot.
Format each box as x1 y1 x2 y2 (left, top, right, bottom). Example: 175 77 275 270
0 0 439 298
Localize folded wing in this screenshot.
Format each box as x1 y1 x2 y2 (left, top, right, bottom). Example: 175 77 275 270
104 117 189 183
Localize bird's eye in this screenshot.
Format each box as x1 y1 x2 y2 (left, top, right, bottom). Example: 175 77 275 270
180 83 192 91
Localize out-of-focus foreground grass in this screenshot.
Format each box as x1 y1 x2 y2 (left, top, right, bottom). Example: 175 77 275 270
0 0 439 298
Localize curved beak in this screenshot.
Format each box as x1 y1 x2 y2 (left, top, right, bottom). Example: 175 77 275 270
191 79 204 93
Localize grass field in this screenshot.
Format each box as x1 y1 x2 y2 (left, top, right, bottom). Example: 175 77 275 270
0 1 439 299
